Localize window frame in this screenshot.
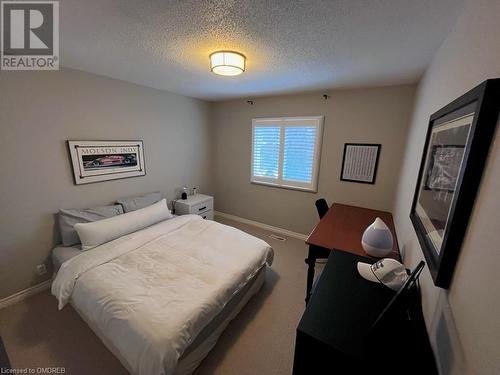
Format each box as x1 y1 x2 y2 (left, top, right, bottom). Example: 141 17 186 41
250 116 324 192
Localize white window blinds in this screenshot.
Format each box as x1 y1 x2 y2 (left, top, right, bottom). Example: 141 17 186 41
251 116 324 192
252 126 281 179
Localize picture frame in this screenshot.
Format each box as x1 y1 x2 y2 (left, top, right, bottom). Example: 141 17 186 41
67 140 146 185
340 143 381 184
410 79 500 288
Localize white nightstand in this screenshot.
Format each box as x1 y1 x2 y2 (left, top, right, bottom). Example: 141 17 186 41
173 194 214 220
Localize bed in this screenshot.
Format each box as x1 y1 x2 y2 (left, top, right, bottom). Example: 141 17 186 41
52 214 273 375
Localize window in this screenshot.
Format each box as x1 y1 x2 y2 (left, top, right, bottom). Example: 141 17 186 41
251 116 324 192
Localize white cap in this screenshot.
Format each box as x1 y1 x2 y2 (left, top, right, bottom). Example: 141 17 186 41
357 258 408 291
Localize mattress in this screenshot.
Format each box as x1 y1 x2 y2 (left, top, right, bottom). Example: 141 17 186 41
52 245 82 272
52 215 273 375
52 222 268 374
74 266 266 375
175 265 266 375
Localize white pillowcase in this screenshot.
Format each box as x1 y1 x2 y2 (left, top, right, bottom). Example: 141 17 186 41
75 198 173 251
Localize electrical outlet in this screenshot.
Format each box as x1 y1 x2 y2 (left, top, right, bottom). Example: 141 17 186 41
36 264 47 275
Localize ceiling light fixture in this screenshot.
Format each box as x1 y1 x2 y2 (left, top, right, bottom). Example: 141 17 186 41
209 51 245 76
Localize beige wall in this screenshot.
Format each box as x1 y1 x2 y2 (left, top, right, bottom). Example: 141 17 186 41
0 69 212 299
392 0 500 374
212 86 416 235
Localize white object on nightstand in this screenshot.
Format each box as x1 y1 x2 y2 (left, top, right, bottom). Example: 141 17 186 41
174 194 214 220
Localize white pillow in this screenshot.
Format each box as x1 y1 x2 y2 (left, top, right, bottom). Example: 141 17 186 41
75 198 173 250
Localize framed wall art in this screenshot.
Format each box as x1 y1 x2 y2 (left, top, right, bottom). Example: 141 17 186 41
67 140 146 185
410 79 500 288
340 143 381 184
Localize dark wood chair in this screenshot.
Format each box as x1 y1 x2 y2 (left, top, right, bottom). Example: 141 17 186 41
305 198 330 267
315 198 329 219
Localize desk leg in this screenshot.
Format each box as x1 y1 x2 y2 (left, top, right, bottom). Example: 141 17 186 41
305 246 317 304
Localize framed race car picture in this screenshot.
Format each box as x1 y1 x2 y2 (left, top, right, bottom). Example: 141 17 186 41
67 140 146 185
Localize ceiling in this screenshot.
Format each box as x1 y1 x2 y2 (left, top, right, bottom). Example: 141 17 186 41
61 0 464 101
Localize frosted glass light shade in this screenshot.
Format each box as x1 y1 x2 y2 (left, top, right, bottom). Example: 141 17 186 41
361 217 394 257
210 51 245 76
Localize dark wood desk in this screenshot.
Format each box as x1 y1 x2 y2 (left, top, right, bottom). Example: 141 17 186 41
293 251 396 374
305 203 400 303
293 250 438 375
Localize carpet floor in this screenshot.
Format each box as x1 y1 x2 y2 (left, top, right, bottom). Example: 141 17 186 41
0 217 319 375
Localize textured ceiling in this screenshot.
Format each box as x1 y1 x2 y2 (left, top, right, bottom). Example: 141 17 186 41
61 0 464 101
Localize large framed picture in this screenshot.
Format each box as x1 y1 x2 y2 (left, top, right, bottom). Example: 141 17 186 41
410 79 500 288
67 140 146 185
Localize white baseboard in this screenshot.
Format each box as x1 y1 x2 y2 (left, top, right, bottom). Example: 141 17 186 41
0 279 52 310
215 211 308 241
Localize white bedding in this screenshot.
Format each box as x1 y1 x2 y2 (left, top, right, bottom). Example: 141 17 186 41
52 214 273 375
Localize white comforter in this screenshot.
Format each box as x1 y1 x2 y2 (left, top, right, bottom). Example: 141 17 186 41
52 215 273 375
